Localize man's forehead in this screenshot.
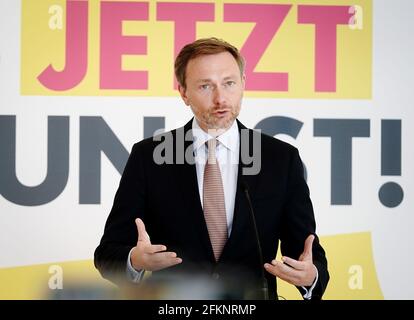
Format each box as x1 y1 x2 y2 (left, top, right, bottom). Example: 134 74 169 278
186 53 240 76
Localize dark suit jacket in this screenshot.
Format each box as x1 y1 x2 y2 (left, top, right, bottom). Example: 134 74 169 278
94 119 329 300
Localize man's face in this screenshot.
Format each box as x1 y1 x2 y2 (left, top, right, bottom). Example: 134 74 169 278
178 51 245 133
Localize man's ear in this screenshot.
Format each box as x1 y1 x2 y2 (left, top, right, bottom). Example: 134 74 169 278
241 74 246 90
178 84 190 106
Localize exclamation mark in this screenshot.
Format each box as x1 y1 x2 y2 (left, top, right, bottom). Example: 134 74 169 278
379 120 403 208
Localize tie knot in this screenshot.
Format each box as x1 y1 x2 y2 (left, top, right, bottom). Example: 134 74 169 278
206 139 218 163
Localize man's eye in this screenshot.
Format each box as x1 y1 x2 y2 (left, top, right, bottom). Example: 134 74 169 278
225 81 236 87
200 84 210 90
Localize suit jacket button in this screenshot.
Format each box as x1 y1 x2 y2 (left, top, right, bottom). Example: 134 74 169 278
212 272 220 280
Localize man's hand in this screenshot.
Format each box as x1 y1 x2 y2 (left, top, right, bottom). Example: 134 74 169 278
130 218 182 272
264 234 317 287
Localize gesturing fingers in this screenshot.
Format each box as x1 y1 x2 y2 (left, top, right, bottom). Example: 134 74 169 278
143 244 167 254
264 260 302 285
301 234 315 261
281 256 305 270
264 258 316 286
145 251 182 272
136 218 150 243
132 219 182 272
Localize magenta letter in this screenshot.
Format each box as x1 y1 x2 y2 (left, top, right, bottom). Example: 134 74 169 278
100 2 148 90
157 2 214 88
224 4 291 91
37 0 88 91
298 5 353 92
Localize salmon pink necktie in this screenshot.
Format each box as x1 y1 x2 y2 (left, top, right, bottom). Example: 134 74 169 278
203 139 228 261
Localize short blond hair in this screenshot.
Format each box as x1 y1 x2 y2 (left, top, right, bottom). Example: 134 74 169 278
174 37 245 89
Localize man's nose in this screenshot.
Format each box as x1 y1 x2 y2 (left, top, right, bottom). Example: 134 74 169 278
213 86 227 105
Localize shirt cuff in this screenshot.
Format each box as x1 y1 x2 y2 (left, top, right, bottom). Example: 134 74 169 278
126 248 145 283
301 265 319 300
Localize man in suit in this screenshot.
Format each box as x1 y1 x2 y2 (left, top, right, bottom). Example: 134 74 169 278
95 38 329 300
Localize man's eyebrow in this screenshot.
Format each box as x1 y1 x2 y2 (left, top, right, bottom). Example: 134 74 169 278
196 75 238 83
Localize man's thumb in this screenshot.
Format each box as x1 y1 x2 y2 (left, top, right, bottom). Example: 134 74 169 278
303 234 315 258
136 218 149 242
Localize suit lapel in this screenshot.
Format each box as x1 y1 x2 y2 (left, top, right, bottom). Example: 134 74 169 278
220 120 260 262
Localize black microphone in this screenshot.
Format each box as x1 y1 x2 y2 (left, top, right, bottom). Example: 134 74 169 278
241 180 269 300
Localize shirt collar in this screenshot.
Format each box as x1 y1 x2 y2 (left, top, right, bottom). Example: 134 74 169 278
191 118 239 153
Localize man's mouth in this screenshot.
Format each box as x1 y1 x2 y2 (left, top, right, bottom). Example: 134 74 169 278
214 109 230 117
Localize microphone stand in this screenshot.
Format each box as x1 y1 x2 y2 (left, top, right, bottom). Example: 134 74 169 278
242 181 269 300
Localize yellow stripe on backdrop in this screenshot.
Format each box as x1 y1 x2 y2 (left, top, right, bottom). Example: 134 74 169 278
0 232 382 300
0 260 116 300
